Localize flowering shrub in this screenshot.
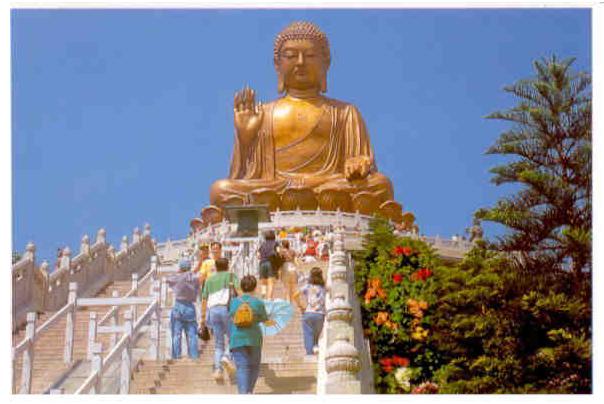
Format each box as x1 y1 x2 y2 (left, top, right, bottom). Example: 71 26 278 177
353 218 442 393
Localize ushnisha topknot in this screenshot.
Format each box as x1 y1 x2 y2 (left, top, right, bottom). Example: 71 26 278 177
273 21 330 66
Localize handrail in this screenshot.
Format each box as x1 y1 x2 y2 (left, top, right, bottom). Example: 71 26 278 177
35 302 75 337
98 256 157 326
74 299 159 394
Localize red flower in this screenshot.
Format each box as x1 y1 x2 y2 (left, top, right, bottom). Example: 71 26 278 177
383 365 394 373
392 273 404 283
392 245 413 257
392 246 405 256
392 356 410 367
379 358 393 367
411 268 433 282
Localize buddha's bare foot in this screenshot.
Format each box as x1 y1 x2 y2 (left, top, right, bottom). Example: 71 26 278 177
352 191 381 216
378 200 403 223
201 205 224 225
250 188 280 211
280 188 318 210
317 189 352 211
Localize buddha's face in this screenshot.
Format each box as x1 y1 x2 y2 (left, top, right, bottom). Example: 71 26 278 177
276 39 326 92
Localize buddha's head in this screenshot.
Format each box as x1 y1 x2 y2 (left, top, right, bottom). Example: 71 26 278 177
273 21 330 94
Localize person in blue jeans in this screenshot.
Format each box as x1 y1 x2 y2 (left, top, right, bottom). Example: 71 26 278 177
229 275 275 394
294 267 326 355
200 258 239 382
166 259 201 359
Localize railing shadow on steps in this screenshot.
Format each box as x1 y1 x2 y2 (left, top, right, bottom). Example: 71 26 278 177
11 237 158 394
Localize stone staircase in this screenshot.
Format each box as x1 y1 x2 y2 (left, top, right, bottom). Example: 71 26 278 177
129 261 328 394
12 279 149 394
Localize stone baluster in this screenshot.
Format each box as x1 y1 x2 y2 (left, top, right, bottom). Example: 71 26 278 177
120 236 129 253
60 247 72 274
25 241 36 261
110 290 119 348
96 228 106 245
90 343 103 394
131 273 139 322
80 234 90 256
36 261 49 311
325 334 361 393
150 280 161 360
19 312 37 394
64 282 77 365
120 310 133 394
143 223 152 238
132 227 141 244
87 311 98 360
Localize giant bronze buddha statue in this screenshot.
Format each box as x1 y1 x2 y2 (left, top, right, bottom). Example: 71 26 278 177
200 21 409 226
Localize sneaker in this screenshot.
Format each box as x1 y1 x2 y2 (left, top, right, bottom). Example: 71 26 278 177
312 346 320 355
212 368 224 382
221 356 236 378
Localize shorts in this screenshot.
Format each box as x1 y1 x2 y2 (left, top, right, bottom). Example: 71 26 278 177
259 260 275 279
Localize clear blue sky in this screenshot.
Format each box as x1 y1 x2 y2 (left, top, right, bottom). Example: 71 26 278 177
11 8 591 264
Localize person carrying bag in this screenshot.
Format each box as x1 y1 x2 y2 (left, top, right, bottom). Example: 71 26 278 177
200 258 239 382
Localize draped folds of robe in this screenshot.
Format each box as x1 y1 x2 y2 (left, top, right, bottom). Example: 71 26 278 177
228 97 378 182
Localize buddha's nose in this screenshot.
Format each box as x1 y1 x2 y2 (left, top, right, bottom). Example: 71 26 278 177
296 53 305 65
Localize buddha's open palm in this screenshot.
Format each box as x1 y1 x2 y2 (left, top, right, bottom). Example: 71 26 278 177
345 156 372 181
234 86 264 143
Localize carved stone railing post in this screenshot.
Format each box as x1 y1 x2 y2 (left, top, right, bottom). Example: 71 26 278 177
61 247 72 275
64 282 77 365
150 280 161 360
19 312 37 394
325 334 361 394
120 236 129 252
320 229 363 394
90 343 103 394
25 241 36 261
80 234 90 256
110 290 119 348
87 312 98 360
131 273 139 321
120 310 133 394
96 228 106 245
132 227 141 244
150 256 158 281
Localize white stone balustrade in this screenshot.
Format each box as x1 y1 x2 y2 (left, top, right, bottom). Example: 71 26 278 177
12 224 155 329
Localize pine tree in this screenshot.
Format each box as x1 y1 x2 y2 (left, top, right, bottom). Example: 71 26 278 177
477 56 591 294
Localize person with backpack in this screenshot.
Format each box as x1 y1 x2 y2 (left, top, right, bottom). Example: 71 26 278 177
294 267 326 355
229 275 275 394
257 230 279 300
200 258 239 382
166 259 201 359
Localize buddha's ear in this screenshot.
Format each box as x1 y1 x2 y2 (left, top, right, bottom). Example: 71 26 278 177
277 72 285 94
320 69 327 93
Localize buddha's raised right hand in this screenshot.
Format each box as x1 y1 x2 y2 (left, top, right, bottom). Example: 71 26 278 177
234 86 264 145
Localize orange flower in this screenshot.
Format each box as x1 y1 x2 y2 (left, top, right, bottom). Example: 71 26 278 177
374 311 389 325
365 278 386 303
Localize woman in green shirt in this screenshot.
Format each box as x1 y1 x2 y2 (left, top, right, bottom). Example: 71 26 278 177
229 275 274 394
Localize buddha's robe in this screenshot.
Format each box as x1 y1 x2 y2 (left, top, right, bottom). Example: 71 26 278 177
210 97 393 208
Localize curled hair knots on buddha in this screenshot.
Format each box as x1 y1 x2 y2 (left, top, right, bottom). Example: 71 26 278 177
273 21 331 67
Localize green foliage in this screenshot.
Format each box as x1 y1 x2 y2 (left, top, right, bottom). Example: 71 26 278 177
428 246 591 393
354 218 444 393
353 57 591 394
477 56 592 288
